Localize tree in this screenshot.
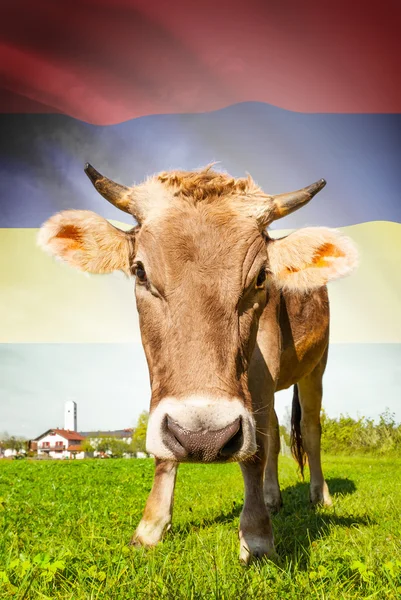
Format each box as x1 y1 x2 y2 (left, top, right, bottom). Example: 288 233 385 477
91 435 130 458
279 424 291 448
130 411 149 454
282 406 292 434
3 436 26 452
81 438 95 453
108 438 129 458
95 436 114 455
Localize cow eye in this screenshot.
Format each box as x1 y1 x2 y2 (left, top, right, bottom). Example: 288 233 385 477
135 262 147 284
256 267 266 288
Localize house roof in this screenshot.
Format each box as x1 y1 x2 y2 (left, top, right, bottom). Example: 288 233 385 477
79 429 133 439
68 445 84 452
34 429 85 442
56 429 86 441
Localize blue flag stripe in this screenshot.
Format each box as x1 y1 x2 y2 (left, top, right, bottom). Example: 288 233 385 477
1 102 400 228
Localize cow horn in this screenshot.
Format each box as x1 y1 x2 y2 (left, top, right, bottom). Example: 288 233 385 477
84 163 132 215
269 179 327 222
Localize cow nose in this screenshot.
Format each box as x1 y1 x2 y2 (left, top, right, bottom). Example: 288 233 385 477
164 415 243 462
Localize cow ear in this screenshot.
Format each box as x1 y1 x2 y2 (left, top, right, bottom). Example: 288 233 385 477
37 210 136 275
267 227 358 292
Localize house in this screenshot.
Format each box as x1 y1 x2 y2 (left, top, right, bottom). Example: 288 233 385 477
32 429 87 460
28 402 138 459
29 424 142 459
3 448 18 458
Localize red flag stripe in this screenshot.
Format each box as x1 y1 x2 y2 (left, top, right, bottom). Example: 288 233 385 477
1 0 400 125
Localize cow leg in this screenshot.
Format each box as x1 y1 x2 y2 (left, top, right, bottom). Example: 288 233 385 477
297 358 332 507
131 459 178 547
263 406 283 512
239 433 275 564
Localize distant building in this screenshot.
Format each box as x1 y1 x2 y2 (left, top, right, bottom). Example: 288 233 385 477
32 429 87 460
3 448 18 458
80 429 134 457
80 428 133 445
29 427 136 459
64 400 77 432
29 401 137 459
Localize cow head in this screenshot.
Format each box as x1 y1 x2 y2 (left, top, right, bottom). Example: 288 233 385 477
38 165 357 463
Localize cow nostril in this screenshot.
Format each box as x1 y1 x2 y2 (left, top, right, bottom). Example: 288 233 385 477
219 418 243 457
163 416 188 460
166 415 187 446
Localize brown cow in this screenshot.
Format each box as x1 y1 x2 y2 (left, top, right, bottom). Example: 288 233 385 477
38 164 358 563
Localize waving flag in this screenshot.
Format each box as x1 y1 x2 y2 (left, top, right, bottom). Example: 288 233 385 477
1 0 400 435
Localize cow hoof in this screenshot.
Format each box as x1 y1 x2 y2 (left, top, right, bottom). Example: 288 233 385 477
130 519 170 548
239 532 275 565
310 481 333 507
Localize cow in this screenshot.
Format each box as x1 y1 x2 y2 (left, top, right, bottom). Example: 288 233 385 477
38 164 358 563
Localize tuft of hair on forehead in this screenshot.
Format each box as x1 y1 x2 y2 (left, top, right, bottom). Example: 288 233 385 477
156 164 262 204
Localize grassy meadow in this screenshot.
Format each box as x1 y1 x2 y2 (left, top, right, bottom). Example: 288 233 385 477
0 455 400 599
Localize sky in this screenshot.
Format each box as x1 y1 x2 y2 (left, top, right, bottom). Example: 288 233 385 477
1 342 400 439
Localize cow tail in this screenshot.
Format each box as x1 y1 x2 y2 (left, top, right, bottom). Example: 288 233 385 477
290 384 306 480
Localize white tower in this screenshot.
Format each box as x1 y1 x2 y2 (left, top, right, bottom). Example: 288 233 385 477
64 400 77 431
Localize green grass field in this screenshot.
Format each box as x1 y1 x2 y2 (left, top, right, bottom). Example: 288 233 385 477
1 456 400 599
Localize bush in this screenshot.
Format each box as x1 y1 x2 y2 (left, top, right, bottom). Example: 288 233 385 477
321 408 401 455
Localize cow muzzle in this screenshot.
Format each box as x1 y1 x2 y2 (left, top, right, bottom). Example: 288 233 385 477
164 415 243 462
146 396 257 463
